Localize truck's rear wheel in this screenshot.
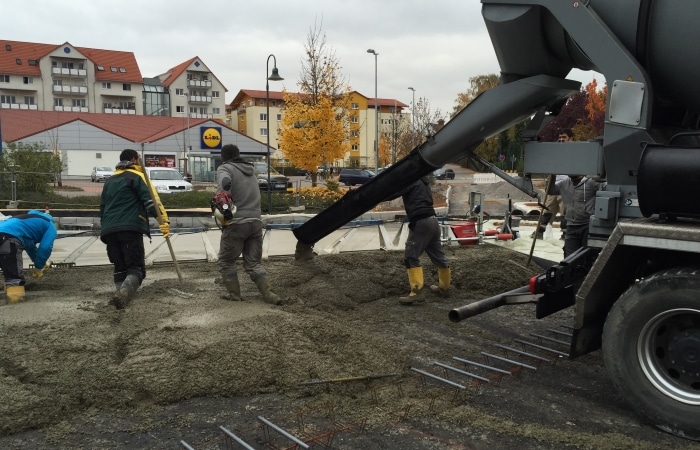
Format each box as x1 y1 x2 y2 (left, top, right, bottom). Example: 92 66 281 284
603 268 700 441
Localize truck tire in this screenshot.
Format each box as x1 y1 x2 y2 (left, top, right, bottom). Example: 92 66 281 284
602 267 700 441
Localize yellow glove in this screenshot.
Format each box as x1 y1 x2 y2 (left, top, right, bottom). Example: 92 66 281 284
159 222 171 238
31 263 51 279
157 203 169 225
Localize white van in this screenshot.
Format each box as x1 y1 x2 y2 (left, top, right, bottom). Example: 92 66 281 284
145 167 194 194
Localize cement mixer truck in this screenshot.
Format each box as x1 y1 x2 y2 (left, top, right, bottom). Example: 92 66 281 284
293 0 700 440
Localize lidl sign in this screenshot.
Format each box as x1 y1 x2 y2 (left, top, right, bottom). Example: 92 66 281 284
200 127 222 149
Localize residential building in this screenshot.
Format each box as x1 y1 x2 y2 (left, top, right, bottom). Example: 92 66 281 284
226 89 408 169
0 40 227 121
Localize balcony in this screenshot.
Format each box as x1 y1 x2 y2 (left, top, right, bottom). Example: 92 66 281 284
187 79 212 88
189 113 213 119
189 95 212 104
0 103 37 110
51 67 87 77
104 108 136 115
53 85 88 95
53 106 88 112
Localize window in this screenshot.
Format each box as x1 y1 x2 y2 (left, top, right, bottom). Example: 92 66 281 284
102 82 111 89
260 128 268 136
23 96 34 105
1 95 16 103
352 144 359 151
276 113 282 121
119 67 126 73
54 98 63 107
259 99 264 106
175 88 184 96
351 116 359 123
97 65 104 71
28 59 37 66
0 75 9 83
103 102 113 108
176 105 185 113
351 130 359 137
96 153 102 159
260 113 267 121
123 84 131 91
62 61 74 69
248 100 252 106
212 91 220 98
72 99 86 107
15 58 22 65
23 76 33 84
271 100 277 107
110 67 117 72
53 79 62 86
352 102 359 109
199 107 207 114
212 107 220 114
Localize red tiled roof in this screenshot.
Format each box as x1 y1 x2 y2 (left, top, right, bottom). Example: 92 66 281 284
75 46 142 83
157 56 227 92
0 109 234 144
0 39 142 82
228 89 408 109
0 40 57 76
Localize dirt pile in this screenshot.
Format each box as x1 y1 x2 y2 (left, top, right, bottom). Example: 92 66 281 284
0 243 691 449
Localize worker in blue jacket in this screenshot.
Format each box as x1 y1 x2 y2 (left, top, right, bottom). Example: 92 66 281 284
0 209 57 302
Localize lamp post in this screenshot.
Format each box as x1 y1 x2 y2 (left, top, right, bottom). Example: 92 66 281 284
367 49 379 172
266 54 283 215
408 86 416 141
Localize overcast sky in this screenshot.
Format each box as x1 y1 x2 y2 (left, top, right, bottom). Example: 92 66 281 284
6 0 597 118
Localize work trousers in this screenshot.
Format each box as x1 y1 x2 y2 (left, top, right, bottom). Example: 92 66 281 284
563 223 589 258
403 216 449 269
218 220 267 283
103 231 146 285
0 233 25 286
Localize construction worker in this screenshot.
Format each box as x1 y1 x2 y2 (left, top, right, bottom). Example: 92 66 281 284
0 209 57 303
532 128 573 239
387 176 450 305
215 144 281 304
100 149 170 309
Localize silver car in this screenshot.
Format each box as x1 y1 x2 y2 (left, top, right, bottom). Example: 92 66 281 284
91 166 113 182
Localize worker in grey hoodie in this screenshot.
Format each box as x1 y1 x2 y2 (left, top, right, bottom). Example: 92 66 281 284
215 144 281 304
549 174 606 258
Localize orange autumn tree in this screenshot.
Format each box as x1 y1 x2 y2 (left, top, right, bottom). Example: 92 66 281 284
278 21 351 187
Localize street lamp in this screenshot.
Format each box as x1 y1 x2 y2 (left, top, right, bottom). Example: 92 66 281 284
408 86 416 139
367 49 379 173
266 54 283 215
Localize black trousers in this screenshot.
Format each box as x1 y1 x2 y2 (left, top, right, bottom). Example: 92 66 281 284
0 233 25 286
102 231 146 284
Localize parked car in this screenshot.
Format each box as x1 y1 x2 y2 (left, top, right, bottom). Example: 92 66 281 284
145 167 194 193
91 166 113 182
339 168 375 186
177 168 193 182
253 162 293 192
433 168 456 180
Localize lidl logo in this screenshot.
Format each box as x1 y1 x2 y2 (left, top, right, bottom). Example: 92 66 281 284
201 127 222 149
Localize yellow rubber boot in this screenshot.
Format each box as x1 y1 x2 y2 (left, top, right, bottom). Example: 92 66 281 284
399 267 425 305
6 285 25 303
430 267 451 298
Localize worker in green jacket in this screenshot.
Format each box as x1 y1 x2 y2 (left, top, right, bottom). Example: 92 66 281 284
99 149 170 309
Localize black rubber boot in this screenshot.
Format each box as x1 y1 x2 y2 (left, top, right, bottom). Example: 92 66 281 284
255 277 281 305
110 274 139 309
222 277 242 301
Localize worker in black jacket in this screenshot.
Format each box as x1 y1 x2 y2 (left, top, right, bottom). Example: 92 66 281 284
100 149 170 308
387 176 450 305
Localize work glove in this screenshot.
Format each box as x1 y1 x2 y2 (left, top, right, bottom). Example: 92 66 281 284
31 262 52 279
157 203 170 225
159 222 171 239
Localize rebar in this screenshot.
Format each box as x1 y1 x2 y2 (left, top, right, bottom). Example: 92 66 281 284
481 351 538 371
218 425 256 450
257 416 310 449
514 339 570 357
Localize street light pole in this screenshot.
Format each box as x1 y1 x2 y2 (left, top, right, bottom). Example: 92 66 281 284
408 87 416 147
367 49 379 173
266 54 283 215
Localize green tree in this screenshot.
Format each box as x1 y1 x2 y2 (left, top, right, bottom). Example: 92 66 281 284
278 20 351 186
0 142 64 195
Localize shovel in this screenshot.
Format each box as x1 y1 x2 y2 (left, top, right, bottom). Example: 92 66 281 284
139 158 184 284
